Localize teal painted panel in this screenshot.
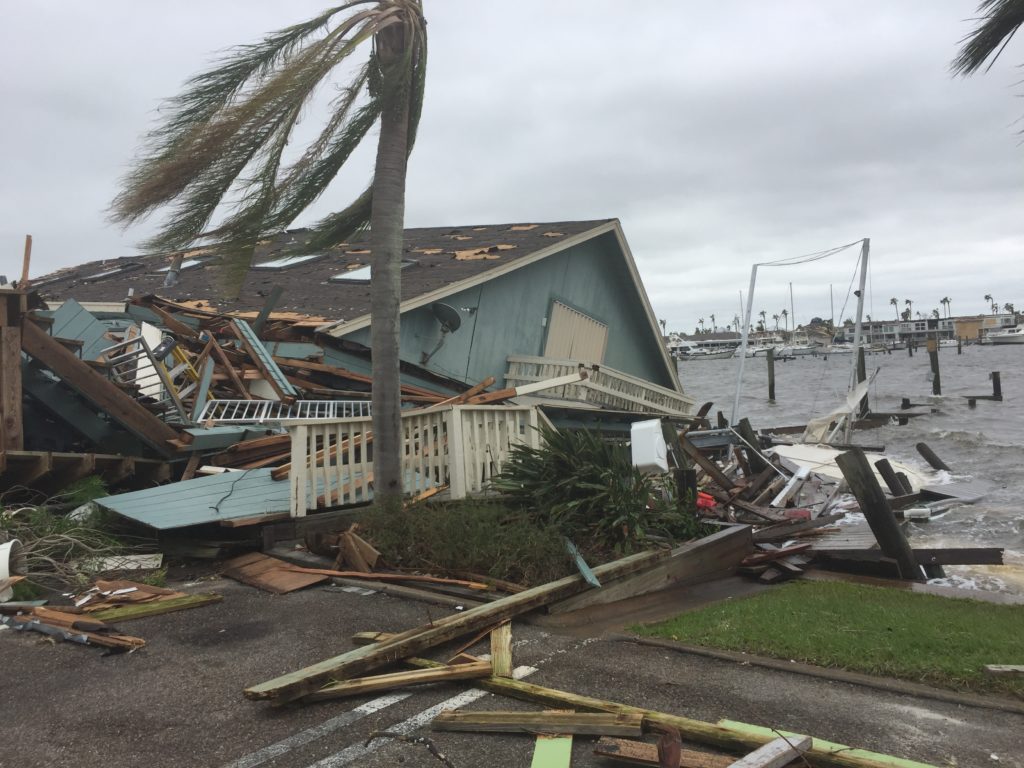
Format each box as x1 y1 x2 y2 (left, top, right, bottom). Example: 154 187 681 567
266 341 323 360
348 232 673 390
183 425 283 451
320 346 461 398
96 468 289 529
51 298 111 361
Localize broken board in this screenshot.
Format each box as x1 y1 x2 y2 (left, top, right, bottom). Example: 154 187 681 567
222 552 327 594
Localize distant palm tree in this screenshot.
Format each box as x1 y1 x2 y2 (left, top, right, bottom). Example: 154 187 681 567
901 308 912 321
772 313 780 331
780 308 789 331
698 317 706 333
905 299 914 317
110 2 428 508
759 310 767 328
890 297 900 320
659 318 667 336
985 294 994 314
1004 302 1016 314
940 296 952 317
931 308 940 319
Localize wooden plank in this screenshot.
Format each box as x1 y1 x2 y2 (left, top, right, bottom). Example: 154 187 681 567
984 665 1024 676
532 734 573 768
305 661 492 701
679 436 734 490
244 546 671 702
208 336 252 400
490 620 513 678
432 710 644 737
593 737 733 768
90 593 222 622
549 526 752 614
727 735 811 768
813 548 1003 566
222 552 327 594
279 564 490 591
1 327 23 450
20 320 179 455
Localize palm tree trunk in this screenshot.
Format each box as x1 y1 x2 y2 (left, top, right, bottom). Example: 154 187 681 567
370 22 411 511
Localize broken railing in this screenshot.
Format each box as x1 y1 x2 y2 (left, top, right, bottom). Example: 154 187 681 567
282 404 542 516
505 355 694 416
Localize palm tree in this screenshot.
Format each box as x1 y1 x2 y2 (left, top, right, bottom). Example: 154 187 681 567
931 308 941 319
709 313 716 332
905 298 914 318
985 294 994 313
659 318 667 336
952 1 1024 77
772 313 780 331
110 2 428 508
780 308 788 332
890 297 899 320
758 310 767 330
901 308 912 322
940 296 952 318
698 317 706 333
1004 302 1016 314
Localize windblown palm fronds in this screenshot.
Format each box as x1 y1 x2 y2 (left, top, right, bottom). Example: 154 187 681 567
110 1 427 285
952 0 1024 75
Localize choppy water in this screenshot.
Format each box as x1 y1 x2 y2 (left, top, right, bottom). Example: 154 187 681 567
676 344 1024 593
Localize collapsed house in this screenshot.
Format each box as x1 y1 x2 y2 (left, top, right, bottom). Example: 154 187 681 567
1 219 695 530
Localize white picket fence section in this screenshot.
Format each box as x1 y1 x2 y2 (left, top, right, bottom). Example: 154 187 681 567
283 404 542 517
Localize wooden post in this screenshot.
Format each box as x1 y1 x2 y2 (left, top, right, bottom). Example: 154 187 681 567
716 410 728 429
900 397 911 410
927 337 940 395
0 293 24 450
916 442 950 472
873 458 908 496
836 449 923 581
957 337 962 355
736 418 767 473
991 371 1002 401
907 342 913 357
766 348 775 403
856 347 868 417
20 235 33 288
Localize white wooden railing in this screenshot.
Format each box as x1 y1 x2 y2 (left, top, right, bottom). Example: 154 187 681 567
505 355 694 416
283 404 542 516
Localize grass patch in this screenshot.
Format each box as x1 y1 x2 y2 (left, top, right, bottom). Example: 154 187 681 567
633 580 1024 699
359 500 573 586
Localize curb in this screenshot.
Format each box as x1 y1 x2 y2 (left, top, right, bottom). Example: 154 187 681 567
607 633 1024 716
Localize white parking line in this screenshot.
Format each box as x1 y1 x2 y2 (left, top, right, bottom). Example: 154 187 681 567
221 693 411 768
305 665 538 768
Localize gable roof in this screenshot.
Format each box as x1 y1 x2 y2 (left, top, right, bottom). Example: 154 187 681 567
33 220 612 321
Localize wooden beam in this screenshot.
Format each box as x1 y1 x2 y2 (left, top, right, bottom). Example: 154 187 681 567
431 710 644 737
727 736 811 768
90 593 221 622
251 285 284 335
679 436 734 490
207 336 252 400
593 737 733 768
20 320 180 456
244 547 671 702
145 303 200 339
490 621 513 678
20 234 32 288
305 661 492 701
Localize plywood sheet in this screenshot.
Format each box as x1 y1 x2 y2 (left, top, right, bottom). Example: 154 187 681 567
222 552 328 594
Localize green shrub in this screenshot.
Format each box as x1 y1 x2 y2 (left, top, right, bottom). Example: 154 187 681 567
491 424 705 553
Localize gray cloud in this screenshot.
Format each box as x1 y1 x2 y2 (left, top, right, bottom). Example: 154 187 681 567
2 0 1021 328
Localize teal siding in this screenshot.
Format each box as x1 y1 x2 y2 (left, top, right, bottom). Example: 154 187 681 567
345 232 673 389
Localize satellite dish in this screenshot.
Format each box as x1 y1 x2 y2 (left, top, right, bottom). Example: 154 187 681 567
432 302 462 333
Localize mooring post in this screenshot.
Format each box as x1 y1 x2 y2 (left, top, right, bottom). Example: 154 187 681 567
874 458 907 497
916 442 951 472
856 347 868 417
907 342 913 358
900 397 911 410
992 371 1002 401
766 347 776 402
927 337 941 395
836 449 924 581
957 337 962 355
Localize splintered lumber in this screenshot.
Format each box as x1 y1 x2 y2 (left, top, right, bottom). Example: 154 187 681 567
835 449 923 581
727 735 812 768
594 737 733 768
490 620 513 678
280 565 490 590
223 552 328 594
740 543 811 566
244 547 670 702
89 593 222 622
347 636 937 768
679 436 735 490
1 609 145 651
752 513 844 543
432 710 644 737
305 661 492 701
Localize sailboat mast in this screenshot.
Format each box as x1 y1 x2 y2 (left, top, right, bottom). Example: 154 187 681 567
731 265 759 424
789 282 795 334
843 238 870 442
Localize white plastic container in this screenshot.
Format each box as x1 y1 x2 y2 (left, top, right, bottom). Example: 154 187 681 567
630 419 668 473
0 539 26 602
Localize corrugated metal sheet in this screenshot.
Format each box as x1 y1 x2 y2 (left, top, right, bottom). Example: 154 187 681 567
96 469 289 529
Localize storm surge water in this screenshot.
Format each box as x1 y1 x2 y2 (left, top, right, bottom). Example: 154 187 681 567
676 344 1024 593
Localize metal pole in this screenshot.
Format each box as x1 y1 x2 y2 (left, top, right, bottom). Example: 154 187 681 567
731 264 758 424
844 238 870 443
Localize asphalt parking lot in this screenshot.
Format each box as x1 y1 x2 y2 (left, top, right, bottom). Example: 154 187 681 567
2 577 1022 768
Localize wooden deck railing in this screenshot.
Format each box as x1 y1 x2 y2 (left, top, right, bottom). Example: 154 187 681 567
505 355 694 416
283 404 541 516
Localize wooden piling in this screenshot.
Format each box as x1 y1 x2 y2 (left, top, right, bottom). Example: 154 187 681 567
900 397 911 410
957 337 962 355
907 342 913 357
992 371 1002 401
927 338 940 395
916 442 950 472
895 471 913 494
836 449 923 581
874 458 909 497
766 348 776 402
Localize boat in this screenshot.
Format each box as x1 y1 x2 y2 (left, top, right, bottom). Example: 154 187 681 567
823 342 854 355
939 338 959 348
680 347 736 360
989 327 1024 345
778 332 821 357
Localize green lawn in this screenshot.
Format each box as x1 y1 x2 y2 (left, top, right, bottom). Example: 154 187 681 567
633 580 1024 699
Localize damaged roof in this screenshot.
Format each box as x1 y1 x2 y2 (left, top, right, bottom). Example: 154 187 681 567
34 220 613 322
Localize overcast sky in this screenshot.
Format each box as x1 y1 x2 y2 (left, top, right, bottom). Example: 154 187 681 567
2 1 1022 332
